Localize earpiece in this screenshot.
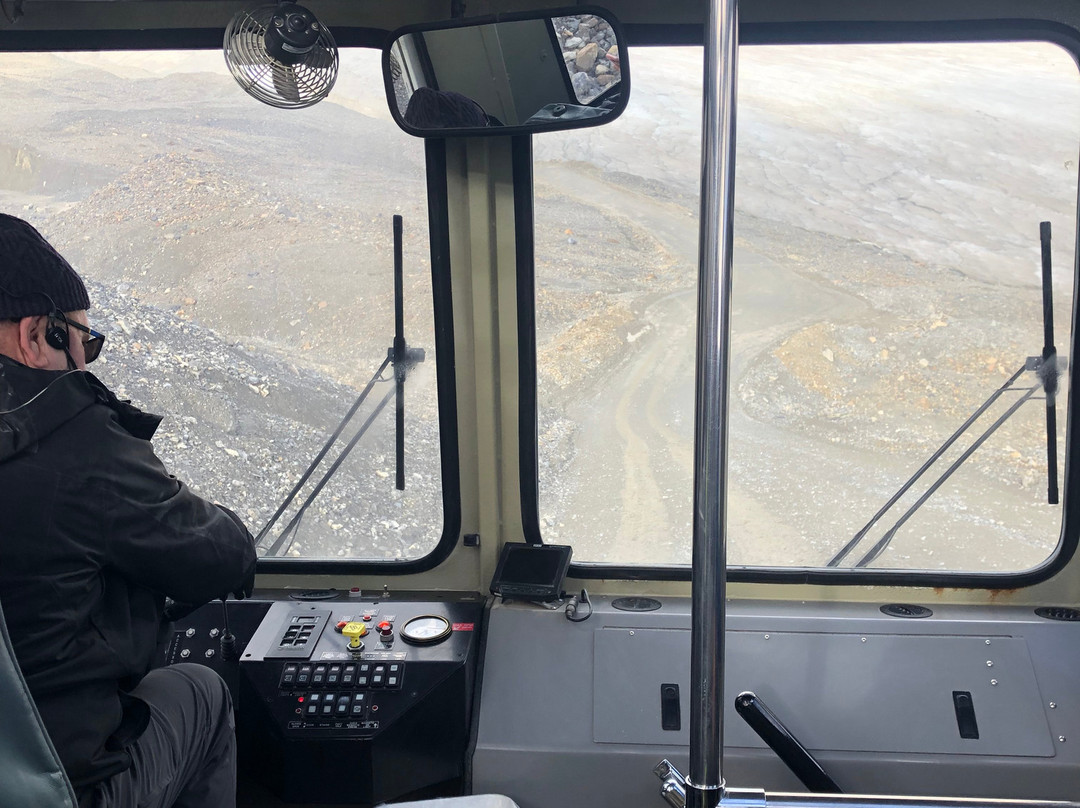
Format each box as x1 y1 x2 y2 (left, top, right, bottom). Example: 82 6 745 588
44 311 69 350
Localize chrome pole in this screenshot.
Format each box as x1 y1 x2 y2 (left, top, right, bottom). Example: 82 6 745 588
687 0 738 803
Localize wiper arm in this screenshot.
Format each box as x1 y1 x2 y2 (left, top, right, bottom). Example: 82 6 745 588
825 364 1028 567
262 384 398 558
852 380 1041 568
254 355 392 555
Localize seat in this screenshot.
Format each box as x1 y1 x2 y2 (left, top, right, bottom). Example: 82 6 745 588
0 596 78 807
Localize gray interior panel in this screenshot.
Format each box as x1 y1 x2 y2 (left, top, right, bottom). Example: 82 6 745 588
473 598 1080 807
593 628 1053 756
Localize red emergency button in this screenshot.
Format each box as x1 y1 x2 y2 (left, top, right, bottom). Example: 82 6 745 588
377 621 392 633
335 620 348 633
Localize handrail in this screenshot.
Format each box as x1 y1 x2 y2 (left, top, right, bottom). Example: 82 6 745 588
685 0 739 803
658 762 1080 808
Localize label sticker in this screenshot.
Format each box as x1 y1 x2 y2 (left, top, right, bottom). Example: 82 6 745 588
452 623 475 631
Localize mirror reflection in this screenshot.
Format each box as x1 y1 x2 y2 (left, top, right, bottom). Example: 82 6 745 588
386 11 625 134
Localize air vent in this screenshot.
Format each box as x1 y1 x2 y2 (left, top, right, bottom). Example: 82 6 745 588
612 596 662 612
288 589 340 601
1035 606 1080 621
880 603 933 619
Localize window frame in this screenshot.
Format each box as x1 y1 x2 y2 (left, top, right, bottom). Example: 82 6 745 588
0 35 464 575
519 19 1080 588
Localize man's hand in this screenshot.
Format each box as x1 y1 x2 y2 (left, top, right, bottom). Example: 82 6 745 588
231 559 256 600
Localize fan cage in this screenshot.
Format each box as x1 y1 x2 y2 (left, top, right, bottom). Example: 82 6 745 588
224 6 339 110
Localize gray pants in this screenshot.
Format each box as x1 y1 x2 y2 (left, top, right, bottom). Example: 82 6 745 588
90 664 236 808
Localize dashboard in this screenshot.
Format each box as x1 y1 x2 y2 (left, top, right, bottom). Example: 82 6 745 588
157 592 485 805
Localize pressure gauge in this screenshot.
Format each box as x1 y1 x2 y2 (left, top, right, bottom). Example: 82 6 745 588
400 614 452 645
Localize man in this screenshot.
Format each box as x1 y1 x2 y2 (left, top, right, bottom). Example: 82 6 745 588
0 213 257 808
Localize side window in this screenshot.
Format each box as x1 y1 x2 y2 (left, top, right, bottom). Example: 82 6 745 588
532 42 1078 574
1 49 444 561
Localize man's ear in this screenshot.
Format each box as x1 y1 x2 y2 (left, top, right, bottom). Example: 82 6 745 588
18 315 53 369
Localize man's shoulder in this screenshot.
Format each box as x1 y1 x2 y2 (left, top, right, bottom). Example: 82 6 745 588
0 362 101 462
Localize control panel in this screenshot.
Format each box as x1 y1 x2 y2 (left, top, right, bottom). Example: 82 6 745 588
237 597 484 804
242 601 477 738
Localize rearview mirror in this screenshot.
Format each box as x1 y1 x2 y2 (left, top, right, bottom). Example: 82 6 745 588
383 7 628 137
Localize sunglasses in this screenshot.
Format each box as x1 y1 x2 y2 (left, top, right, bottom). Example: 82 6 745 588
64 319 106 364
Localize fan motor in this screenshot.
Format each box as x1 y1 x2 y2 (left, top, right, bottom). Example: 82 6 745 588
265 3 321 65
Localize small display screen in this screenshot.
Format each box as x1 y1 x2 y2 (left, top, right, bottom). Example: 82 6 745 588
501 546 564 584
491 543 573 599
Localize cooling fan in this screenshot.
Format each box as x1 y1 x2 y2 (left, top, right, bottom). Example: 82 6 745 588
223 2 338 109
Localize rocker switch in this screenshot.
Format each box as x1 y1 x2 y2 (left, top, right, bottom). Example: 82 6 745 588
953 691 980 739
661 683 681 731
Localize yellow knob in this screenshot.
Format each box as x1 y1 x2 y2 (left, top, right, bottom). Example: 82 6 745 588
342 622 367 648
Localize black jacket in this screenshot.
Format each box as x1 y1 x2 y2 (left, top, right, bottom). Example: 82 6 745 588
0 354 256 790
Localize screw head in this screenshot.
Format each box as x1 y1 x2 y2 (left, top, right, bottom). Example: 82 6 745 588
1059 736 1067 743
1050 702 1058 709
985 639 992 645
764 634 770 640
986 661 993 667
990 679 998 686
861 637 867 643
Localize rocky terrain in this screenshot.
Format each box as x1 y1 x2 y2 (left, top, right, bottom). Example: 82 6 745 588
552 14 622 103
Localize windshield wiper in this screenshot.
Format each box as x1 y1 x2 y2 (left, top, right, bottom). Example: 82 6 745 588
256 214 425 557
826 221 1063 568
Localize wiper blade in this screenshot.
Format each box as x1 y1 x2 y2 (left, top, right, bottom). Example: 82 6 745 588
1039 221 1060 505
391 213 426 490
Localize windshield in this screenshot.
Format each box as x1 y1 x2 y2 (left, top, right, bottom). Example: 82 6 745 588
532 41 1078 573
0 49 445 561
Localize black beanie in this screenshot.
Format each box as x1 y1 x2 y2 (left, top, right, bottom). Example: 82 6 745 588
403 87 490 129
0 213 90 319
